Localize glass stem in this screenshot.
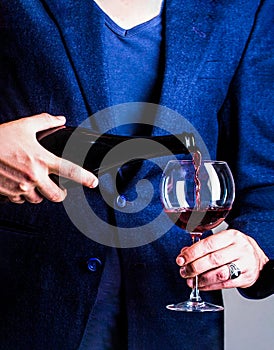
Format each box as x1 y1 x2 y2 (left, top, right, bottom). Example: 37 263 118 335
189 275 202 302
189 234 202 303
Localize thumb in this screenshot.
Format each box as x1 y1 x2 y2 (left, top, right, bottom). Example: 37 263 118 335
23 113 66 133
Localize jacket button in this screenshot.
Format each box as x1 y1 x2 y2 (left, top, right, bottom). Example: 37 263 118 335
87 258 102 272
116 194 127 208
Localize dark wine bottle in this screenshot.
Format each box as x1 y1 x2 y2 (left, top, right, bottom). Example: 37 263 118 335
38 126 199 183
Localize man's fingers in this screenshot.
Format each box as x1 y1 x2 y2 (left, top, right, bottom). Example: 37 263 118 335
52 157 98 188
5 189 43 204
187 278 240 291
22 190 44 204
8 195 25 204
36 178 67 202
0 174 61 204
179 244 244 277
177 230 245 265
191 263 243 289
22 113 66 133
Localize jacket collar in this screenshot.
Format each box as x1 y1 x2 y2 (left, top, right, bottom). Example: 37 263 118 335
44 0 110 120
158 0 259 135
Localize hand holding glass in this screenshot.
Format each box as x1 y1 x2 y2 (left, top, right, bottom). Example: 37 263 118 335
160 160 235 312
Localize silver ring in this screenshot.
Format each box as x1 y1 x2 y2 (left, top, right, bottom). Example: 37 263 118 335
229 262 241 280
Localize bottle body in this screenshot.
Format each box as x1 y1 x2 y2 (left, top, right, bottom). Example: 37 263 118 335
38 126 198 184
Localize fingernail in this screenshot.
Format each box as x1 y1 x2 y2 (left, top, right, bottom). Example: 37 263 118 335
19 183 29 192
90 177 99 188
176 257 185 266
180 266 187 276
56 116 66 121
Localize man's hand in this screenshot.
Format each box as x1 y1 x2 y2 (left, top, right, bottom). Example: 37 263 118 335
0 113 98 204
176 229 269 290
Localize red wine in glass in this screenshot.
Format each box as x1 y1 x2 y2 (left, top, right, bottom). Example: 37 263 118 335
165 207 231 239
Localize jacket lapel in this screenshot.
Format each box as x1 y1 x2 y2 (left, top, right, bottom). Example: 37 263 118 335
160 0 213 109
43 0 110 122
158 0 259 141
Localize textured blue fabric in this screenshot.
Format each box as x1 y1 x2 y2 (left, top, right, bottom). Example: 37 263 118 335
78 248 126 350
103 5 163 104
101 4 163 135
0 0 273 349
80 9 164 347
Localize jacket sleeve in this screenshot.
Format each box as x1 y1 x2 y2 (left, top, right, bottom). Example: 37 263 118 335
217 0 274 298
238 260 274 299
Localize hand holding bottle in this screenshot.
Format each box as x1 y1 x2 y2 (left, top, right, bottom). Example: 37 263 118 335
0 113 98 204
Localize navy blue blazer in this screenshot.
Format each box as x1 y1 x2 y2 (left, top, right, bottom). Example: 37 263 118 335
0 1 273 349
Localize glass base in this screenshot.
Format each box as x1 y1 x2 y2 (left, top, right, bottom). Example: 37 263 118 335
166 300 224 312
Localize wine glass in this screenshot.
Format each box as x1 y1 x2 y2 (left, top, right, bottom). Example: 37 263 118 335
160 159 235 312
